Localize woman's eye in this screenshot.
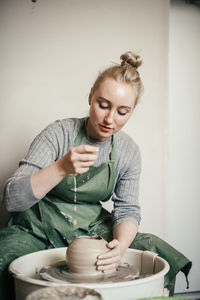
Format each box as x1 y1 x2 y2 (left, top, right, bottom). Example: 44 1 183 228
99 103 109 109
118 110 128 116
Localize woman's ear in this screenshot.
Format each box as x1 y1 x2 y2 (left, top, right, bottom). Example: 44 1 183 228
88 94 91 105
88 89 93 105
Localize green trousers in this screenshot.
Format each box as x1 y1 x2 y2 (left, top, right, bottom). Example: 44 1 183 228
0 226 50 300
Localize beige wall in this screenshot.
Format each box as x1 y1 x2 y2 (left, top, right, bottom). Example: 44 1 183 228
167 0 200 292
0 0 169 237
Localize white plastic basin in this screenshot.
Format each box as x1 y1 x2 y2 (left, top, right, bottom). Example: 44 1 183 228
9 247 169 300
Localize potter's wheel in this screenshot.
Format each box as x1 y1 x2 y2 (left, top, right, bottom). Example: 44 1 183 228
40 261 139 284
9 248 170 300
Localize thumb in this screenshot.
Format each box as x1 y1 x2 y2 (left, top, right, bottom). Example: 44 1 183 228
107 239 119 249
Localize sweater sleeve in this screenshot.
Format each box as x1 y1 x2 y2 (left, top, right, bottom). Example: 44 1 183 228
112 140 141 228
2 121 63 212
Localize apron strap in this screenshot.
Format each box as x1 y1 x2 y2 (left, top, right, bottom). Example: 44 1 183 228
74 118 87 146
110 135 115 161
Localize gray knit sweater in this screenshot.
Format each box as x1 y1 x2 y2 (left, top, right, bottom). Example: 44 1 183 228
3 118 141 228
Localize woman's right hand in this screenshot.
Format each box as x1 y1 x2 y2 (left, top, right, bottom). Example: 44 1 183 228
59 145 99 175
32 145 98 199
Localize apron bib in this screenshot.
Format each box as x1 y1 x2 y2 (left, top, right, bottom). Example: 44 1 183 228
38 119 116 246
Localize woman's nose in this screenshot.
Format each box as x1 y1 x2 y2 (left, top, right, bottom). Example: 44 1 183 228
104 111 114 124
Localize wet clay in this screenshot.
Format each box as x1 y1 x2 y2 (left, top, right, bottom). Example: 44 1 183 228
73 175 77 225
66 236 113 276
40 261 139 284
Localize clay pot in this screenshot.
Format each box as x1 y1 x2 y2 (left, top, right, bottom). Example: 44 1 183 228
66 236 109 276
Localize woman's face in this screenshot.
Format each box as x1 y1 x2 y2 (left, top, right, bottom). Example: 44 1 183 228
87 78 137 141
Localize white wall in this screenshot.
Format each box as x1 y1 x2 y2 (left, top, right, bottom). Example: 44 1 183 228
167 0 200 292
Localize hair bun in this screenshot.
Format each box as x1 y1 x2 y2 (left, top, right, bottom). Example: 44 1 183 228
120 51 142 69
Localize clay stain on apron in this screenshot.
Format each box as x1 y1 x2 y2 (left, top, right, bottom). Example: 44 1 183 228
73 175 77 225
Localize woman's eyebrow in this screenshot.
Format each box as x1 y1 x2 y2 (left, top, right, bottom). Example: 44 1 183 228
97 97 110 102
119 105 132 109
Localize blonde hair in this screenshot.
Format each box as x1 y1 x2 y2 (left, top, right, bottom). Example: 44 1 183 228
91 51 143 105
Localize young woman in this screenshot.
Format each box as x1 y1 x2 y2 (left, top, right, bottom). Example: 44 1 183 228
1 51 191 299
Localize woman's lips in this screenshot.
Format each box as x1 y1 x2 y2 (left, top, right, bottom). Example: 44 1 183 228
99 124 113 132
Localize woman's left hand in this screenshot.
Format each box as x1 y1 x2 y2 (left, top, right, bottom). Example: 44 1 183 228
96 239 122 272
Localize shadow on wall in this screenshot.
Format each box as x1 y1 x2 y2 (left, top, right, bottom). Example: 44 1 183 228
0 171 15 228
0 202 7 228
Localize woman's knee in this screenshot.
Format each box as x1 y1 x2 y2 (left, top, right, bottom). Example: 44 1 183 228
0 227 46 270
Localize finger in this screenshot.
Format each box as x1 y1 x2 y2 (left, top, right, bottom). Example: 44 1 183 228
76 145 99 154
97 262 119 271
76 153 98 162
98 249 120 260
98 245 120 259
74 167 89 175
97 255 120 266
106 239 119 249
74 159 98 174
77 161 96 167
